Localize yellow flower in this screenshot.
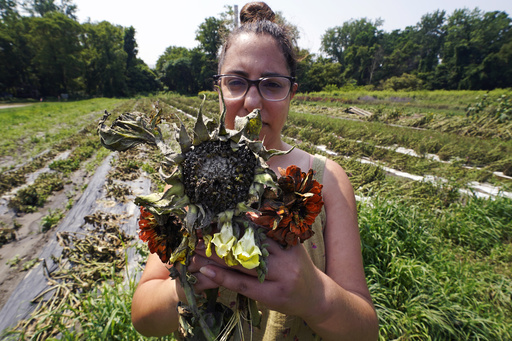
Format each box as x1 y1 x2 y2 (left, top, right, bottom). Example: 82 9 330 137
224 251 240 267
203 234 213 258
233 228 262 269
212 212 237 259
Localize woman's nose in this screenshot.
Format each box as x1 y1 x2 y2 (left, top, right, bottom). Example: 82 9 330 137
244 83 263 112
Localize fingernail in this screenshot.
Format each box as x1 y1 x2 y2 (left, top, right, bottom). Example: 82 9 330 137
200 266 216 278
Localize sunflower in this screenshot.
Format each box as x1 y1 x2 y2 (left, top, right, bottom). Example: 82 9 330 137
138 207 183 263
252 165 324 247
98 101 286 270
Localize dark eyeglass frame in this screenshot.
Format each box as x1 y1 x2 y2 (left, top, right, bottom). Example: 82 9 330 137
213 74 296 102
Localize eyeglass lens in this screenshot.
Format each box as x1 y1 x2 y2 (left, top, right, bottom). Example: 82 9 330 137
221 76 291 101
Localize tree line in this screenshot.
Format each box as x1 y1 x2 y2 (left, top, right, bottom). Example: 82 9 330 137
316 8 512 92
1 1 511 99
0 0 159 98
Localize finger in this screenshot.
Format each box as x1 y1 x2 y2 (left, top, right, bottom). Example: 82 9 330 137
191 272 220 291
187 253 218 273
264 237 294 254
198 265 278 302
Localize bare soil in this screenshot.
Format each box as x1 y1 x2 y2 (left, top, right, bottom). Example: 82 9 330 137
0 168 90 310
0 143 152 333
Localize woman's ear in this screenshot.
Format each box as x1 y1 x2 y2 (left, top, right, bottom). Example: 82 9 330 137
290 82 298 100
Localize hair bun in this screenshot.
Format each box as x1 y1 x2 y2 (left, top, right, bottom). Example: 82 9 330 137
240 2 275 24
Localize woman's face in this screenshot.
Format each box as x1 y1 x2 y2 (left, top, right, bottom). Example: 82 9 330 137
219 33 297 149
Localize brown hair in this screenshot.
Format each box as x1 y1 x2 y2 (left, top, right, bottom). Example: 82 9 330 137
218 2 297 78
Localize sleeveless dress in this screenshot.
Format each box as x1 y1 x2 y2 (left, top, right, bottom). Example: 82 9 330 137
217 154 327 341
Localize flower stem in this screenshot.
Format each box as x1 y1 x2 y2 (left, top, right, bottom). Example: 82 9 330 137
179 261 216 340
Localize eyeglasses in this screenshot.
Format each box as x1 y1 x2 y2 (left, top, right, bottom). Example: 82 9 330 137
214 74 295 102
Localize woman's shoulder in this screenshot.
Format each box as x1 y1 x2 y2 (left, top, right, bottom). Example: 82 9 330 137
266 145 312 173
323 158 353 193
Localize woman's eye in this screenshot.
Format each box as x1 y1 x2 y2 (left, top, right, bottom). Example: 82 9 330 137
263 79 284 89
227 79 246 87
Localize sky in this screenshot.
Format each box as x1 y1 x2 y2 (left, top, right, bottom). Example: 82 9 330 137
73 0 512 68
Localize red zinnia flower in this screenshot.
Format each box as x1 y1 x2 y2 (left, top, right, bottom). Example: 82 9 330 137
138 207 183 263
252 165 323 247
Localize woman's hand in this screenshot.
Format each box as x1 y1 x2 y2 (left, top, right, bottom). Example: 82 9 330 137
190 237 324 320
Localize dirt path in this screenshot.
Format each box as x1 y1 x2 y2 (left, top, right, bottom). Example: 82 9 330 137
0 104 32 110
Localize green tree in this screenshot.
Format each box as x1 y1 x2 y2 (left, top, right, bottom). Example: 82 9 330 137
474 11 512 89
195 16 224 59
416 10 446 73
294 48 314 92
27 11 83 96
439 8 512 89
156 44 217 94
303 57 343 92
81 21 127 97
376 11 446 89
123 26 137 70
122 27 159 95
321 18 383 85
22 0 77 19
1 0 18 18
321 27 344 63
0 1 35 96
378 28 419 83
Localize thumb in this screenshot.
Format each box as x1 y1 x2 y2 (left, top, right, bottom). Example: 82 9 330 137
199 265 262 298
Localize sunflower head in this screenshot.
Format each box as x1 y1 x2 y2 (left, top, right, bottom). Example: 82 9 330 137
159 103 286 232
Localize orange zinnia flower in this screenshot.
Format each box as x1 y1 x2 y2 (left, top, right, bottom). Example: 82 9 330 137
253 165 323 247
138 207 183 263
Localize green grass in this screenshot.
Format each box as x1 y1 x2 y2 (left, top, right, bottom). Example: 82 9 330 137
58 275 176 341
295 88 512 109
284 110 512 185
0 98 126 163
7 172 64 213
359 196 512 340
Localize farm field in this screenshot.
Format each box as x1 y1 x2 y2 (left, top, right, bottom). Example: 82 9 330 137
0 90 511 340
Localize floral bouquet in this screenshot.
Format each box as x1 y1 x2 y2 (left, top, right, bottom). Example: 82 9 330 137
97 99 323 340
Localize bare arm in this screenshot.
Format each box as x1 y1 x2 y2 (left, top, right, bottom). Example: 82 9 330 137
131 247 227 337
131 254 180 337
302 159 378 339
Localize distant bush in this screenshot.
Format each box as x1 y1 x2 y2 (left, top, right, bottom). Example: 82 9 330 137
382 73 424 91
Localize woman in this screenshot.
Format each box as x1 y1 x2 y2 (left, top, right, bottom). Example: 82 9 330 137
131 2 378 340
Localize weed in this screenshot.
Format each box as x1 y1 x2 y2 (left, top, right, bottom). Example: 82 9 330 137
6 254 22 267
41 209 64 232
0 228 16 247
7 172 64 213
22 258 41 271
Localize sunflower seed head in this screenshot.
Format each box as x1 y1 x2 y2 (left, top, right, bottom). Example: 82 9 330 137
181 140 257 217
